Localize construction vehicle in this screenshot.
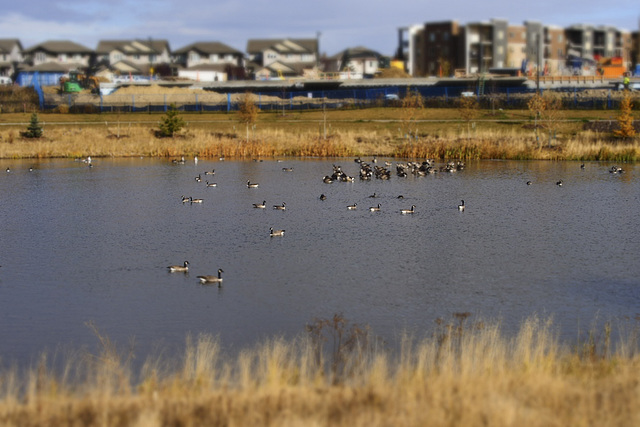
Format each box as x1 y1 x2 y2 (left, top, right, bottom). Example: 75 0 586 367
59 71 100 93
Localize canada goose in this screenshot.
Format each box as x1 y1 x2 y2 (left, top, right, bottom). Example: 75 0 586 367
556 180 563 186
270 227 285 237
198 269 224 285
253 200 267 209
400 205 416 214
397 195 404 199
29 167 34 172
347 203 357 210
247 180 259 188
181 196 190 203
282 167 294 172
580 163 585 169
195 174 202 182
369 203 381 212
319 194 327 201
273 202 286 210
190 197 204 204
323 176 334 184
204 170 215 175
526 181 532 185
167 261 189 272
205 181 217 187
458 200 465 211
5 167 9 173
369 193 378 198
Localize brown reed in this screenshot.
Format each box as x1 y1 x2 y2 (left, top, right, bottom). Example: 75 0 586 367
0 316 638 426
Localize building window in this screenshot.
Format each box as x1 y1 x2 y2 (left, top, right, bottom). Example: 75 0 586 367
429 33 435 42
210 54 218 62
189 53 200 63
443 32 449 41
58 54 67 62
497 30 504 40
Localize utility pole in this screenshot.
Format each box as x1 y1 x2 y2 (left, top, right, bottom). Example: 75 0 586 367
536 32 541 94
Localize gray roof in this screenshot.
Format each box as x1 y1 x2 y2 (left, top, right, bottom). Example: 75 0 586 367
23 61 84 72
184 63 230 72
0 39 22 54
246 38 317 54
336 46 382 59
25 40 93 54
173 42 242 55
96 39 170 55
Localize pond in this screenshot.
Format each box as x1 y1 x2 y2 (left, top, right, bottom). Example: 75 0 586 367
0 157 638 365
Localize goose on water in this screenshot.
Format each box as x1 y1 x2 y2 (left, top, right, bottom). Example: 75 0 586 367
458 200 465 211
347 203 357 210
190 197 204 203
182 196 190 203
270 227 285 237
400 205 416 214
253 200 267 209
556 180 563 186
198 269 224 285
369 204 381 212
206 181 217 187
247 180 259 188
167 261 189 272
319 194 327 201
273 202 286 210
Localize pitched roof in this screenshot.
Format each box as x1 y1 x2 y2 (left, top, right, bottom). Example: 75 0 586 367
96 39 170 55
25 40 93 54
0 39 22 54
173 42 242 55
246 38 318 54
23 61 85 72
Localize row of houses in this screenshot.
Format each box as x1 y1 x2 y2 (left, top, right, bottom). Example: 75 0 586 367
0 37 388 85
398 20 640 77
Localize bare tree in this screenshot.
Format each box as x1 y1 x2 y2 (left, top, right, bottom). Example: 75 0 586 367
457 95 479 139
237 92 259 141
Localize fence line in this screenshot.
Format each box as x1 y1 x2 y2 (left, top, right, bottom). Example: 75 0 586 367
19 84 634 113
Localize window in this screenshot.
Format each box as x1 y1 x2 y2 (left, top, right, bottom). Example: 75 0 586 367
443 32 449 41
497 30 504 40
429 33 435 42
189 53 200 63
210 54 218 62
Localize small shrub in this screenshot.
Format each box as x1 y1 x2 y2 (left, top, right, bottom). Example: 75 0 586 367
157 104 186 138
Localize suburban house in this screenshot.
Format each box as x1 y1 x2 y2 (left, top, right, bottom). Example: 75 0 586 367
324 46 384 78
246 38 318 79
0 39 24 78
95 39 171 79
172 41 245 81
24 40 93 71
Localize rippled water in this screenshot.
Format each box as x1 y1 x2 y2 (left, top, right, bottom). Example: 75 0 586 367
0 157 638 365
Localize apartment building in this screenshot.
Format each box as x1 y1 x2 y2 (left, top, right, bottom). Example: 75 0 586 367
422 21 463 77
463 19 508 74
506 25 526 69
400 18 635 77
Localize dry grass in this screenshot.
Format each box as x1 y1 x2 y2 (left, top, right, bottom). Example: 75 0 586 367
0 107 638 161
0 316 638 426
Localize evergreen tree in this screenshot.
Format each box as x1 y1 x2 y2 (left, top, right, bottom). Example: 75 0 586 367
24 113 43 138
158 104 186 137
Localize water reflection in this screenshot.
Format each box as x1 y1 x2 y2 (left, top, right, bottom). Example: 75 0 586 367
0 157 638 365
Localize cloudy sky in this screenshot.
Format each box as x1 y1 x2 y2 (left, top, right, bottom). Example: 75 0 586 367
1 0 638 56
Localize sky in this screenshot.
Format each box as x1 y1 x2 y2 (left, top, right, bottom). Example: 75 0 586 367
1 0 638 56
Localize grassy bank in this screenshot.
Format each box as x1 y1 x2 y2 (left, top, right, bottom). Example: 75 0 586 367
0 316 638 426
0 107 638 161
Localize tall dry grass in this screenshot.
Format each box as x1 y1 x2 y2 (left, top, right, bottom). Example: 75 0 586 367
0 316 638 426
0 121 639 162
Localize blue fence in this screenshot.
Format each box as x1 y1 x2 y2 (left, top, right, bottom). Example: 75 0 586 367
38 84 628 113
